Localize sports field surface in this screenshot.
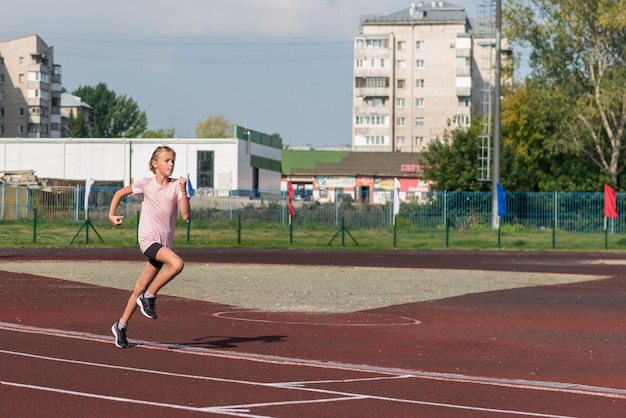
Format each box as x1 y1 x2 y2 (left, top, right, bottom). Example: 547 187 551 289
2 248 626 417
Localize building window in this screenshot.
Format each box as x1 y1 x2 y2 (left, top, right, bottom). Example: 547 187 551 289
459 96 471 107
197 151 214 188
415 117 425 127
398 41 406 50
355 115 388 126
416 60 425 69
365 97 386 107
416 98 425 108
19 74 24 83
28 71 47 82
397 98 405 108
19 57 24 65
456 115 471 127
397 60 406 69
397 136 406 146
0 107 3 117
416 79 425 88
364 38 389 49
0 74 3 83
397 79 406 89
416 40 425 50
365 135 386 145
356 59 388 69
19 108 25 116
0 125 3 134
355 77 389 88
397 117 406 127
18 125 24 134
0 91 3 100
416 136 425 146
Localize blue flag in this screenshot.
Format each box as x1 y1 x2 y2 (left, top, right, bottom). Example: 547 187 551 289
496 183 507 217
187 174 195 198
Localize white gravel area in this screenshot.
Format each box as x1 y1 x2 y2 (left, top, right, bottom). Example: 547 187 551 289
0 261 605 313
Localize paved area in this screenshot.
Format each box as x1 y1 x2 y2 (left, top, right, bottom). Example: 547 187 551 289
0 259 605 313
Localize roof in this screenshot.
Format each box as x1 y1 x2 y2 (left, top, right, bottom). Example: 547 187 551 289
360 1 466 25
60 93 92 109
282 150 424 177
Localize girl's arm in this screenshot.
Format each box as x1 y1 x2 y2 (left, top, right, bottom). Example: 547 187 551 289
178 177 191 221
108 185 133 226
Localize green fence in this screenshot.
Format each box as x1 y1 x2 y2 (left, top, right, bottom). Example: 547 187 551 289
1 185 622 235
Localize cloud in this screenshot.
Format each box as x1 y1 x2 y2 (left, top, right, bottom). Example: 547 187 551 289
2 0 411 40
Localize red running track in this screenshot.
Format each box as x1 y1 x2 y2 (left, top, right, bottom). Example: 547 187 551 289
2 248 626 417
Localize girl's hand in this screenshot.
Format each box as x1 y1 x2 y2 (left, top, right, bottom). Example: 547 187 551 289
179 177 189 198
109 215 124 226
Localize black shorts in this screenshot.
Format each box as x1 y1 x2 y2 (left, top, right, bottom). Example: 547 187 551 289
144 243 164 269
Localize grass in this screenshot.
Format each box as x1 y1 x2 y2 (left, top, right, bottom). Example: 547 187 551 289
1 218 625 252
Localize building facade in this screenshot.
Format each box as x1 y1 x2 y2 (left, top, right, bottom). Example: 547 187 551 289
0 34 63 138
352 1 506 153
282 150 430 205
0 126 282 192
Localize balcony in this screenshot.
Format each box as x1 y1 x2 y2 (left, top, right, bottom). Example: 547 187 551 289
456 67 470 77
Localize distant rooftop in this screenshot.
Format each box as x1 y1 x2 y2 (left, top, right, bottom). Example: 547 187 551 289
60 92 92 109
283 150 424 177
360 1 466 25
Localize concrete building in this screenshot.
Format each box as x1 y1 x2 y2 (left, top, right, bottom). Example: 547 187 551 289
0 34 62 138
0 126 282 192
352 1 508 153
282 150 429 204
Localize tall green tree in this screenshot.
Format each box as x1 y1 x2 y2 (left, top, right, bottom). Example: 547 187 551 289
65 112 90 138
72 83 147 138
196 115 233 138
422 124 491 192
505 0 626 188
501 78 607 191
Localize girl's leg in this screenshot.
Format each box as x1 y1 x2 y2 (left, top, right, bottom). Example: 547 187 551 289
145 246 184 296
120 262 160 324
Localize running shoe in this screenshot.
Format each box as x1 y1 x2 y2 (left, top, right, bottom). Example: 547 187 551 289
137 293 157 319
111 321 129 348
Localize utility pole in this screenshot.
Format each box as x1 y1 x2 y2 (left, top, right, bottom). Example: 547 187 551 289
491 0 502 228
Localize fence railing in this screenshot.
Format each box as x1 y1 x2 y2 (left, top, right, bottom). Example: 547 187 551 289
0 184 622 234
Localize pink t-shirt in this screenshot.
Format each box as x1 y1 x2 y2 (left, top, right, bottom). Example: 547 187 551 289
132 177 185 253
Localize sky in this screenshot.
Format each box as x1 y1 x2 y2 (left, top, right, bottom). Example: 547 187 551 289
1 0 489 148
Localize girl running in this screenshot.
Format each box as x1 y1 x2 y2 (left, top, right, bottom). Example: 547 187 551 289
108 145 191 348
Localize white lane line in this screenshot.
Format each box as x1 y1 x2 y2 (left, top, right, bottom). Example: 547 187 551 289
0 377 575 418
2 322 626 401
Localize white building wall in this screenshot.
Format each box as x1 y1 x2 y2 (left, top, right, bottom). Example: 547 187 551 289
0 137 281 191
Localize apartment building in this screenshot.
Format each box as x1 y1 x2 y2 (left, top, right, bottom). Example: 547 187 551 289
352 1 503 153
0 34 63 138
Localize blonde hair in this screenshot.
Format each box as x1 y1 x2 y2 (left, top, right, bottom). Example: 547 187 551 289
149 145 176 173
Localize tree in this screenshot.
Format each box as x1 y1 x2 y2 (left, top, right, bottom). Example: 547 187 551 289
111 94 148 138
65 111 90 138
143 128 176 138
195 115 233 138
422 124 491 192
72 83 147 138
505 0 626 188
501 78 607 191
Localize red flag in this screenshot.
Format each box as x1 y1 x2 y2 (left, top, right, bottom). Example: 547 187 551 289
604 184 618 218
287 180 295 216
